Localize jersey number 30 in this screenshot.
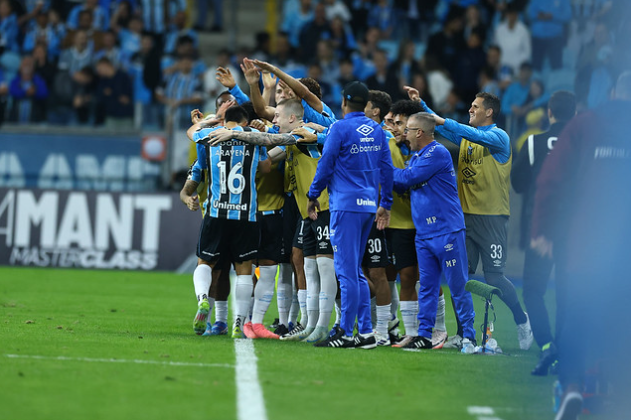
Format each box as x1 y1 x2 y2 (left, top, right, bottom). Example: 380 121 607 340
217 161 245 194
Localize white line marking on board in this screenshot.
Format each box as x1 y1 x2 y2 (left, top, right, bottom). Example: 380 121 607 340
4 354 233 368
467 406 503 420
231 272 268 420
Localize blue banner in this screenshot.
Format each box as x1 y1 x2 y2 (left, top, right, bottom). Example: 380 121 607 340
0 132 162 191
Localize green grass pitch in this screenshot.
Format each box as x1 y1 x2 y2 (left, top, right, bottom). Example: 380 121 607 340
1 267 559 420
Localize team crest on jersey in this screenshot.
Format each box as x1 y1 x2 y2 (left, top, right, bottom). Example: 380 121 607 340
467 145 473 155
356 124 374 136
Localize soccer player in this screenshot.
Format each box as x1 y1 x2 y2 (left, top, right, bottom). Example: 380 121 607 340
307 81 393 349
511 91 576 374
407 86 533 350
392 112 476 351
190 105 270 338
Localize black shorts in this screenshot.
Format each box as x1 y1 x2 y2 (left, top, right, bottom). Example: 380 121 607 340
258 211 283 263
386 228 417 271
303 210 333 257
282 194 302 259
197 215 259 264
464 214 508 275
362 222 390 268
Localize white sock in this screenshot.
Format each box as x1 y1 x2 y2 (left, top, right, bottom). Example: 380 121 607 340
193 264 212 301
251 265 277 324
248 296 254 321
400 300 418 337
371 297 377 330
435 292 446 332
389 281 399 319
316 257 336 328
206 297 216 323
298 289 308 325
277 263 292 327
234 275 253 324
334 298 342 325
376 304 391 337
304 257 320 329
289 285 299 325
215 301 228 324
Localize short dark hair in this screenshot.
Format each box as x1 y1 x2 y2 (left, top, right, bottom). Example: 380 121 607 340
240 101 259 123
548 90 576 121
368 90 392 122
299 77 322 100
390 99 423 118
224 105 248 124
475 92 501 120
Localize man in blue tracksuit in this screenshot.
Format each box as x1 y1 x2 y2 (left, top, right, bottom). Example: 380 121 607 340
392 112 476 351
307 81 394 349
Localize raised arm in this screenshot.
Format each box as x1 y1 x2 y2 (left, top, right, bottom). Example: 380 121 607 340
204 128 297 147
440 118 510 162
253 59 323 113
241 59 275 121
403 85 462 146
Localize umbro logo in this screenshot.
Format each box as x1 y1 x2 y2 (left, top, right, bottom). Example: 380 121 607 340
462 167 476 178
356 124 374 136
444 243 454 251
371 255 381 262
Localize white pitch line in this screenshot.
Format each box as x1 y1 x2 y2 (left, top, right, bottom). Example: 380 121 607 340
231 272 268 420
4 354 233 368
467 406 503 420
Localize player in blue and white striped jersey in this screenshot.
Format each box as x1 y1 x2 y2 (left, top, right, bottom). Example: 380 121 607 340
188 105 271 339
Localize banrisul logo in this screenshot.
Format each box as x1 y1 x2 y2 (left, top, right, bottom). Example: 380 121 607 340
356 124 374 136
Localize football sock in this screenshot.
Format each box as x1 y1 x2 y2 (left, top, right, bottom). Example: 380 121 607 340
251 265 277 324
435 292 446 332
304 257 320 329
235 275 253 324
277 263 292 327
376 304 391 338
389 281 399 319
334 298 342 325
316 257 336 328
371 297 377 330
289 286 299 325
401 300 419 336
215 301 228 324
297 289 308 325
206 297 216 323
193 264 212 302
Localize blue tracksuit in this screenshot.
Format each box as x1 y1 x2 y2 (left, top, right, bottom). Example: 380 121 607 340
309 111 393 336
393 140 475 340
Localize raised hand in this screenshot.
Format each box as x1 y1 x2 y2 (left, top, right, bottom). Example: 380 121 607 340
403 85 420 102
291 127 317 143
249 119 267 132
191 108 204 124
206 128 233 146
216 66 236 89
216 99 236 120
240 58 260 86
252 59 276 74
261 70 278 91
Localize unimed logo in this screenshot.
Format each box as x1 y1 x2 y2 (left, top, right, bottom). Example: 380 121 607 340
0 189 172 270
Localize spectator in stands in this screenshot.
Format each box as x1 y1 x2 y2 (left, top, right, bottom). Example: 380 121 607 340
47 8 66 45
298 2 331 64
424 56 453 111
109 0 133 31
117 17 144 64
409 71 434 110
22 10 62 59
501 61 533 116
367 0 393 38
452 29 486 100
365 49 400 101
162 35 205 79
195 0 223 32
479 65 501 98
32 41 56 89
391 0 438 43
164 10 198 56
352 26 381 81
128 31 162 128
269 32 303 78
139 0 186 52
71 66 96 125
463 4 486 45
315 39 340 84
156 54 203 129
59 30 94 75
203 48 240 108
390 39 421 97
486 44 513 90
494 2 531 77
527 0 572 71
0 0 20 54
281 0 313 48
94 30 123 69
439 88 468 122
347 0 372 39
329 15 356 60
63 10 104 51
67 0 109 31
94 57 134 128
9 55 49 123
425 8 466 78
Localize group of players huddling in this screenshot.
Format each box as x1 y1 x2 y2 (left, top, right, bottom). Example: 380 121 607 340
179 56 534 352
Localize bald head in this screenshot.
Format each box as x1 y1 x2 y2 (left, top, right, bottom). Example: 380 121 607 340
615 71 631 100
